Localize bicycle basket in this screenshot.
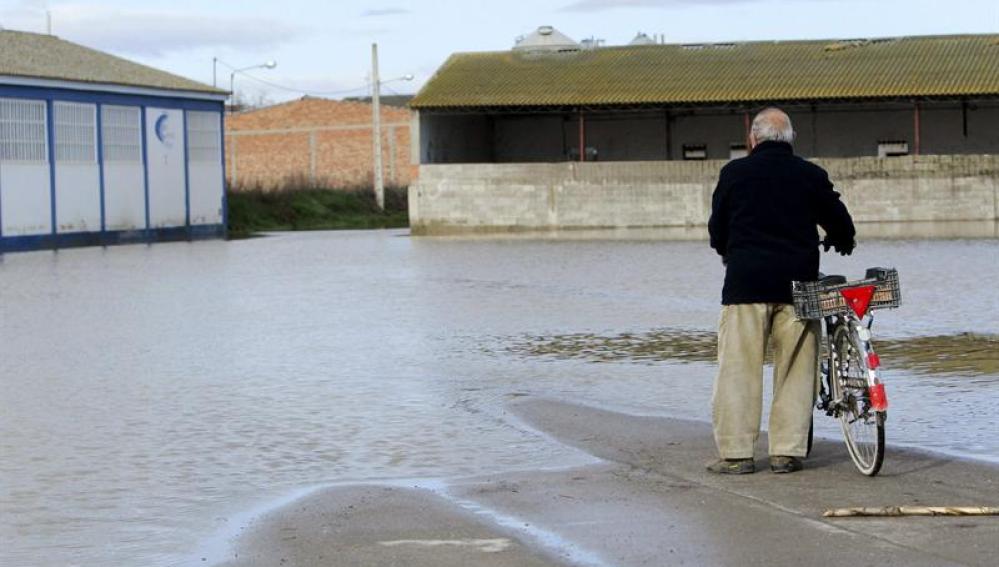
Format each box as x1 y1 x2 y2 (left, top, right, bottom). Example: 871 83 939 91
792 268 901 320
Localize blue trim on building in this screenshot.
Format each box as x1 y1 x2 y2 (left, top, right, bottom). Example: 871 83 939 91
45 99 57 245
95 103 107 235
182 110 191 237
0 84 221 112
219 111 229 239
0 160 4 239
139 106 152 242
0 224 225 253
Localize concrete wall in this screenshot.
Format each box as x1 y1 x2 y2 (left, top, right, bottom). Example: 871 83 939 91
409 155 999 234
418 100 999 163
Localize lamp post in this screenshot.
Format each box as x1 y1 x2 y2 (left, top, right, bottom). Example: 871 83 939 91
228 60 277 112
371 42 413 210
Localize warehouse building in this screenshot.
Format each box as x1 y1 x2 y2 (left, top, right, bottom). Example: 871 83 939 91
225 97 415 190
411 30 999 162
0 30 227 253
408 30 999 234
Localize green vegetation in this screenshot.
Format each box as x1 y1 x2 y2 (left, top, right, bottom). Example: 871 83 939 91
226 183 408 238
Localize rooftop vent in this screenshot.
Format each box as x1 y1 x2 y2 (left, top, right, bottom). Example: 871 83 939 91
513 25 580 52
630 32 656 46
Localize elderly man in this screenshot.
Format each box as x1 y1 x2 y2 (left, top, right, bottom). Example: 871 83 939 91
707 108 855 474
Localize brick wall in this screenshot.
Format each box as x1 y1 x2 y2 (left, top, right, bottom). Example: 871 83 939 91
410 155 999 235
224 97 417 190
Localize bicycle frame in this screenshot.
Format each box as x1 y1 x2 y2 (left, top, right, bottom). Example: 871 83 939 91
819 312 888 419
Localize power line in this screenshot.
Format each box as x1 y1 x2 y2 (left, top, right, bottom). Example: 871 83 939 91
238 70 373 97
215 59 372 97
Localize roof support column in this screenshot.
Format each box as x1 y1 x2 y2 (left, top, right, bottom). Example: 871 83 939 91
743 110 751 149
913 102 921 156
664 110 672 161
810 103 818 157
961 100 969 138
578 109 586 162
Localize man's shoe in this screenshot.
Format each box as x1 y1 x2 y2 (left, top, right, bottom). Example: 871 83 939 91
706 458 755 475
770 456 804 473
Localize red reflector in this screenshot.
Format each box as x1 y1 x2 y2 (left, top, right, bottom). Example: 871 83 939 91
869 383 888 412
841 285 876 318
867 352 881 369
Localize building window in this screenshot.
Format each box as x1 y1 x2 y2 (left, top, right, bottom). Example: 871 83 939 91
683 144 707 160
729 144 748 159
101 105 142 163
55 101 97 163
0 98 47 162
877 140 909 158
878 140 909 157
186 111 221 163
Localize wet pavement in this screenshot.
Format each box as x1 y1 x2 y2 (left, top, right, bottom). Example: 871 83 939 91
218 399 999 567
1 228 997 566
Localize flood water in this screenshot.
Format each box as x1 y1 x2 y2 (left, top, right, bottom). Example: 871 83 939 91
2 229 997 566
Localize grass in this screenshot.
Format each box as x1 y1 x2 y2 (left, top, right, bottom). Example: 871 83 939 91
226 182 409 238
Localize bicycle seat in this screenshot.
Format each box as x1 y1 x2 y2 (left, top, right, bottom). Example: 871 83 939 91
865 267 892 280
818 274 847 285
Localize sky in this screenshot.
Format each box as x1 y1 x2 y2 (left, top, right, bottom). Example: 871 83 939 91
1 0 997 103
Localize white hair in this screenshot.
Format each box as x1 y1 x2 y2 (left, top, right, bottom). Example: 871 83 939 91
751 108 795 144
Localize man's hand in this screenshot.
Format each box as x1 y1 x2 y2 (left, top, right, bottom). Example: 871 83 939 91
835 239 855 256
822 238 856 256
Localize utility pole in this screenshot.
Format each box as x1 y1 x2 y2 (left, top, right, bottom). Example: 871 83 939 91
371 43 384 210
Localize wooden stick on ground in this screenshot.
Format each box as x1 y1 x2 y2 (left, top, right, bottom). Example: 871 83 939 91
824 506 999 518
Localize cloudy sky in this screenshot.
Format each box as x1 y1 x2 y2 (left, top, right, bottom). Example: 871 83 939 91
2 0 997 103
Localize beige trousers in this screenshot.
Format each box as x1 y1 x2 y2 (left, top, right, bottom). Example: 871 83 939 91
712 303 820 459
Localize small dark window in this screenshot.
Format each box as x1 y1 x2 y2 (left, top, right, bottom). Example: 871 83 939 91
683 144 707 160
729 144 748 159
877 140 908 157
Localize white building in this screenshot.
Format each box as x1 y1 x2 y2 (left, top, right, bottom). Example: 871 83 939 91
0 30 227 252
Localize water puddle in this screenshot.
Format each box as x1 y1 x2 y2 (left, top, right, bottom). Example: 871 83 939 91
507 329 999 377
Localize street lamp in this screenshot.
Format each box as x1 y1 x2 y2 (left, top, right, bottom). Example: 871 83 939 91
228 60 277 111
371 42 413 210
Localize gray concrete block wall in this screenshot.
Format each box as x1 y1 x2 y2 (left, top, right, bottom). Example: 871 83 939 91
409 155 999 235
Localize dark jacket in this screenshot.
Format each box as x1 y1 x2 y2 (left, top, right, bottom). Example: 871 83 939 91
709 141 855 305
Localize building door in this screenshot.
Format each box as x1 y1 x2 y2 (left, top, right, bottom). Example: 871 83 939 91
145 107 186 229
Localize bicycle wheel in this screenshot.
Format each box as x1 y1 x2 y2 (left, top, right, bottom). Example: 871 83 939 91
830 323 885 476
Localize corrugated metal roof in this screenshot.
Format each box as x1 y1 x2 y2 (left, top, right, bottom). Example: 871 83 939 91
410 34 999 109
0 30 225 95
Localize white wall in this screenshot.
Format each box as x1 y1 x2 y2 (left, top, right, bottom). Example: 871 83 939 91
55 164 100 232
0 163 51 236
103 163 145 231
145 107 186 228
188 163 223 225
186 110 224 226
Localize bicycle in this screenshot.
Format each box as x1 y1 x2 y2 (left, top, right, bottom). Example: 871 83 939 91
792 267 902 476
